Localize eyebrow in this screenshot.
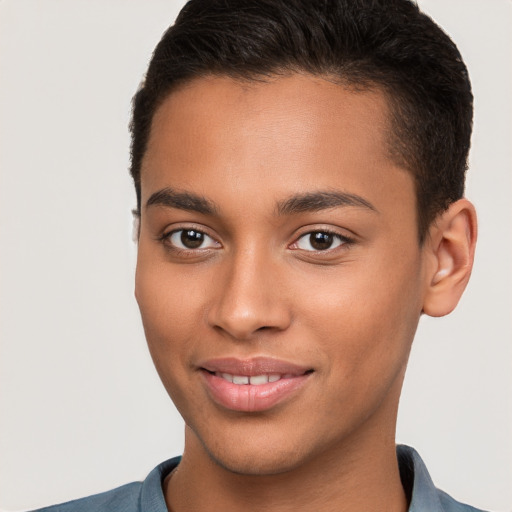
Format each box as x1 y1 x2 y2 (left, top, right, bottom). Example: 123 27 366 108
276 191 378 215
145 187 377 217
146 187 218 215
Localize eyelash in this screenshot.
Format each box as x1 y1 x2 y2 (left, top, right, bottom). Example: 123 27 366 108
159 227 220 254
291 229 354 252
160 226 354 256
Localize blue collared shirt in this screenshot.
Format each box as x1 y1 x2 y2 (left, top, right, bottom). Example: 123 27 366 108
33 445 487 512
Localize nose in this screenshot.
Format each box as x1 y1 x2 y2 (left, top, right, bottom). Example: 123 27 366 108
207 248 292 340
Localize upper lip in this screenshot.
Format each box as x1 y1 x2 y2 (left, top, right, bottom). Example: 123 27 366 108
198 357 312 376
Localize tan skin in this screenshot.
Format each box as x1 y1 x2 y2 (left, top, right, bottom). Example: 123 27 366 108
135 74 477 512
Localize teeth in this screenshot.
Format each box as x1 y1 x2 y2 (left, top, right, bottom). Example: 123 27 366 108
215 372 283 385
249 375 269 385
232 375 249 385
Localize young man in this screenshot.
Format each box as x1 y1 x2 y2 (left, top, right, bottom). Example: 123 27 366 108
32 0 483 510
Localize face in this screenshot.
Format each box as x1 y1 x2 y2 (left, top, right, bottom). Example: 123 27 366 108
135 74 429 475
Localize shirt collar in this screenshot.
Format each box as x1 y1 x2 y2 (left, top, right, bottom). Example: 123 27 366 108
397 444 444 512
140 456 180 512
140 446 450 512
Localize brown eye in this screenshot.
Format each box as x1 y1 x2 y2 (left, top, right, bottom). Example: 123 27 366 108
295 231 346 251
310 232 334 250
181 230 204 248
168 229 218 250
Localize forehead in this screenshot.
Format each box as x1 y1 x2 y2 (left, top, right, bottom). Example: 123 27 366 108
140 74 412 218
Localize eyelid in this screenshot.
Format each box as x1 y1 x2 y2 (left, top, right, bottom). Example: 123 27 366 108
170 230 218 250
289 227 355 252
159 224 222 252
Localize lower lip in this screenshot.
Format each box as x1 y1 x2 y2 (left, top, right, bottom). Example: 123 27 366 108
201 371 311 412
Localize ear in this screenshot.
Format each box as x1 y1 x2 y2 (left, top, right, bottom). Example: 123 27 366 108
422 199 477 317
132 211 141 243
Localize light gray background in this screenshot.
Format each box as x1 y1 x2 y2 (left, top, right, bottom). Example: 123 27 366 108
0 1 511 511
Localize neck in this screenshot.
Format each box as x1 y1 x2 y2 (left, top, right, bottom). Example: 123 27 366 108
165 423 407 512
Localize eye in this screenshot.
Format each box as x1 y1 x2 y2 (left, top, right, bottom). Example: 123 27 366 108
294 231 348 251
167 229 219 250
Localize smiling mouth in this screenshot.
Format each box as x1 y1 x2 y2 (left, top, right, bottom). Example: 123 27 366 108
199 359 313 412
204 370 312 386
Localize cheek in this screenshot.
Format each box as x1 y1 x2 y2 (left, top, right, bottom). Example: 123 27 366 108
135 253 201 371
135 259 208 419
297 253 424 384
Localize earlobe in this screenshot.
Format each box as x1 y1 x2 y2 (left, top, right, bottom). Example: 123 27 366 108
422 199 477 317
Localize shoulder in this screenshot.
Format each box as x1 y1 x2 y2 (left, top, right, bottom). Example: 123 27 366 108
29 457 180 512
397 445 489 512
32 482 142 512
436 489 489 512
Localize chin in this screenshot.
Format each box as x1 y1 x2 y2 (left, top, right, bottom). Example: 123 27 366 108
190 422 318 477
206 444 308 476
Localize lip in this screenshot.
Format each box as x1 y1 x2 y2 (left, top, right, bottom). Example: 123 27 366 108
199 357 313 413
199 356 311 376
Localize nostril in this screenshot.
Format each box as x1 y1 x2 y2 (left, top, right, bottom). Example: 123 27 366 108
208 294 292 340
